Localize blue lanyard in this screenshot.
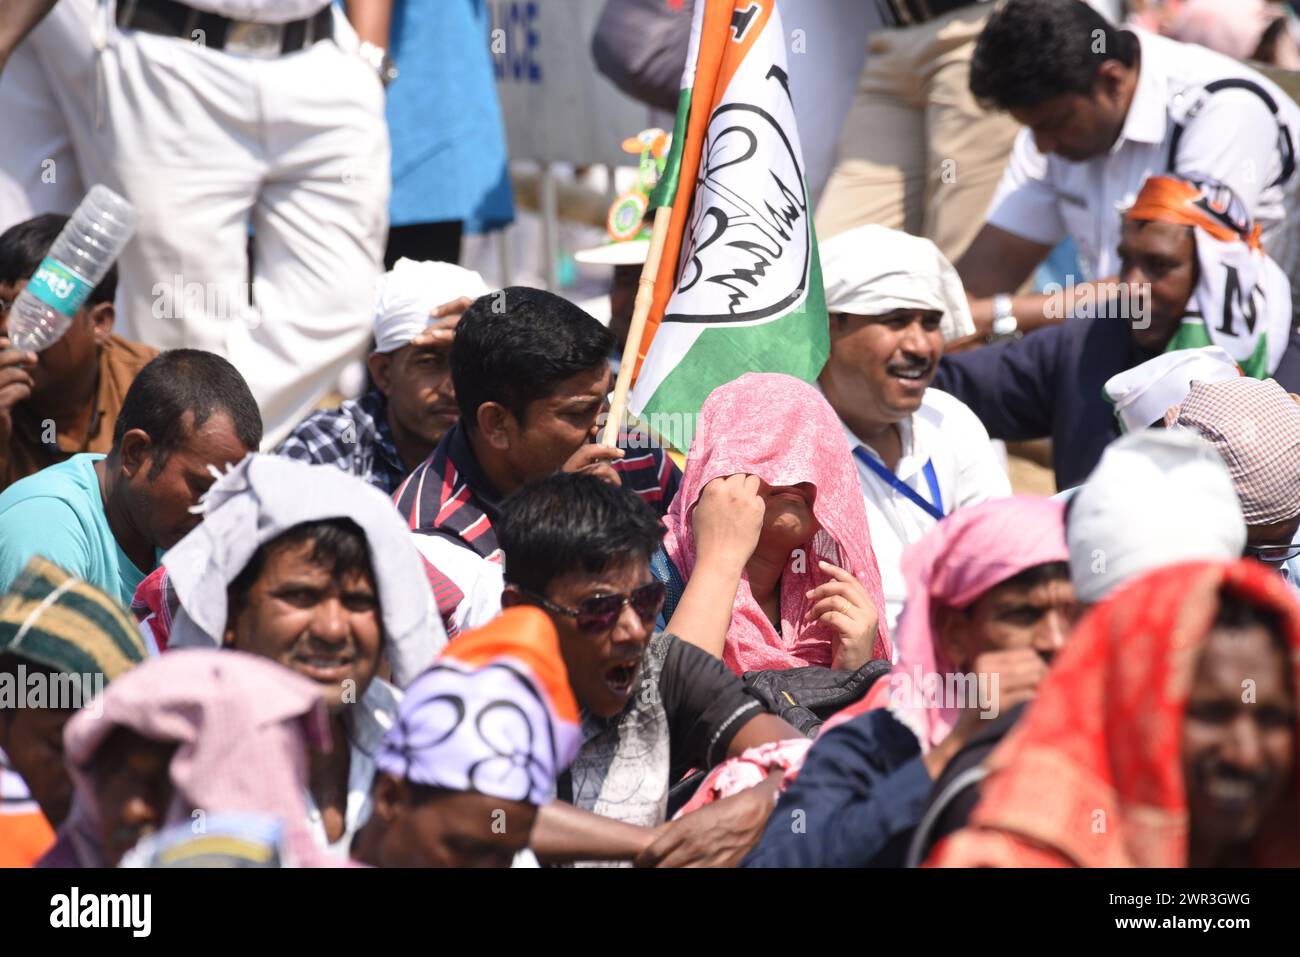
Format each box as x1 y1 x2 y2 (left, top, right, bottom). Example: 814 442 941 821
853 446 945 521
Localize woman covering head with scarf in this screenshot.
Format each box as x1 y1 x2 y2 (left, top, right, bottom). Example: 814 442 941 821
745 496 1078 867
162 454 444 857
930 559 1300 867
41 649 336 868
354 606 581 868
658 373 891 675
1122 173 1296 381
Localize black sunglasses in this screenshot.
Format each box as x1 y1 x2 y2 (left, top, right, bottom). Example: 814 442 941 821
523 581 665 633
1244 543 1300 565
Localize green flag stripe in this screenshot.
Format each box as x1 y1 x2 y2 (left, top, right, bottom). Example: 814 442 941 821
650 88 691 210
640 253 829 451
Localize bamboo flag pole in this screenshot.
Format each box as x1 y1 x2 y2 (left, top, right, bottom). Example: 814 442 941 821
600 203 674 448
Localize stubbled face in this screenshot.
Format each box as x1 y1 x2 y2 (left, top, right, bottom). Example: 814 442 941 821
91 727 178 867
224 540 383 713
375 343 460 451
0 703 76 827
0 277 105 403
357 780 536 868
1182 624 1296 864
942 571 1082 671
757 480 819 554
501 365 611 487
1011 90 1124 163
1117 220 1196 352
533 557 655 719
823 310 943 425
123 411 253 551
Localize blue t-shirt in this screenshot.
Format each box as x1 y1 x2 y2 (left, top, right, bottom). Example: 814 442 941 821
0 453 149 607
383 0 515 232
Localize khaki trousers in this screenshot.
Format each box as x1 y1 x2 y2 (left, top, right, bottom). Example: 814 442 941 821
815 5 1019 263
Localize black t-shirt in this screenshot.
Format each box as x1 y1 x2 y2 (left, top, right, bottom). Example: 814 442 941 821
658 634 763 777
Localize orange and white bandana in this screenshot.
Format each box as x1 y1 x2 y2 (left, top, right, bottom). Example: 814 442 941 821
1125 174 1292 379
375 607 581 806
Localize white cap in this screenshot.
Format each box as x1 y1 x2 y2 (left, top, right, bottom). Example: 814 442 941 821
819 224 975 341
1067 429 1246 604
372 258 491 354
1104 345 1242 432
573 238 649 266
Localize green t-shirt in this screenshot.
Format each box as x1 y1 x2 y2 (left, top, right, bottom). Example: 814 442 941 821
0 453 149 606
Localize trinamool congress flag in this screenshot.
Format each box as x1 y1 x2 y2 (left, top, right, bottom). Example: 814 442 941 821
627 0 827 452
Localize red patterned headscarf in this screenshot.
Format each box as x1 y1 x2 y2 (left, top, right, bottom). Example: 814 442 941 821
662 372 891 673
929 560 1300 867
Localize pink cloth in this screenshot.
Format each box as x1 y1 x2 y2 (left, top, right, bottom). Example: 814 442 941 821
673 738 812 818
663 373 891 673
50 649 337 867
822 496 1068 747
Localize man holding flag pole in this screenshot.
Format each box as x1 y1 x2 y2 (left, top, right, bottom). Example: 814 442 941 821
602 0 829 453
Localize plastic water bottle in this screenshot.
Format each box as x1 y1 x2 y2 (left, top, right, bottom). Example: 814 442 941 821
7 185 137 353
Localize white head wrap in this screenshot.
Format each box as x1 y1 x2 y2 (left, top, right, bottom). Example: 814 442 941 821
372 258 492 354
819 224 975 342
1103 345 1241 433
1066 430 1246 604
163 454 445 686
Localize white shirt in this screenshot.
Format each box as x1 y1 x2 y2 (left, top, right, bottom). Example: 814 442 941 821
988 31 1300 284
412 533 505 634
844 389 1011 632
303 679 398 859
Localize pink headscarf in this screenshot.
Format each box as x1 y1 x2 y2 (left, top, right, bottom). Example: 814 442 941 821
663 373 891 673
49 649 336 867
823 496 1068 748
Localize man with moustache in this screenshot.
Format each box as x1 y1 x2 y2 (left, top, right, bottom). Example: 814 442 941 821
818 224 1010 631
162 454 441 858
277 258 490 494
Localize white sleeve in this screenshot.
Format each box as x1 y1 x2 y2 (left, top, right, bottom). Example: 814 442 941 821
929 390 1013 509
454 559 505 633
1173 88 1288 212
986 129 1068 247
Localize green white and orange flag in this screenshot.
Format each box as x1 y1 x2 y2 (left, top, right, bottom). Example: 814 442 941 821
626 0 828 453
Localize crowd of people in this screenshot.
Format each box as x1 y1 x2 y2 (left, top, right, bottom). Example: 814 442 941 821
2 0 1300 869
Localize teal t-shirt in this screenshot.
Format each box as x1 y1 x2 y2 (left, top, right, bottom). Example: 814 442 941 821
0 453 149 606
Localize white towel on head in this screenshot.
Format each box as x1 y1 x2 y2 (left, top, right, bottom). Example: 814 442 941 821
819 224 975 342
163 454 444 687
1066 430 1245 604
372 258 492 354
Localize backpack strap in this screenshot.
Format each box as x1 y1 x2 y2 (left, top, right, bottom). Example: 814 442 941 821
1167 78 1297 188
904 764 990 868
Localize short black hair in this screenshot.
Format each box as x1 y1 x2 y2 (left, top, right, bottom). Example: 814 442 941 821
113 349 263 477
998 560 1072 593
0 214 118 306
970 0 1138 111
1213 586 1288 649
498 472 665 596
958 559 1072 615
451 287 614 430
228 518 375 618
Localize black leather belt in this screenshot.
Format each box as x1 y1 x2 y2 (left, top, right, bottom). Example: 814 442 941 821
115 0 333 55
882 0 981 27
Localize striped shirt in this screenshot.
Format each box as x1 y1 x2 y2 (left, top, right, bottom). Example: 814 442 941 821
394 421 678 633
394 421 680 566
